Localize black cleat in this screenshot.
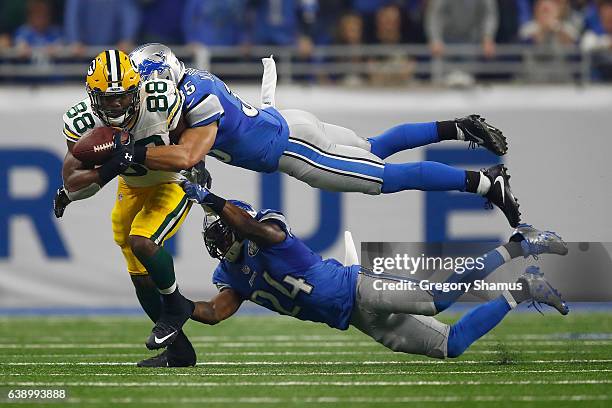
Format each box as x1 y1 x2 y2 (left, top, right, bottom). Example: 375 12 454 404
483 164 521 227
138 331 197 367
456 114 508 156
145 293 195 350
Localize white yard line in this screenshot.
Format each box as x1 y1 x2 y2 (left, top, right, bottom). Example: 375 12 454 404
2 333 611 343
1 340 611 349
3 380 612 387
4 369 612 377
2 359 612 366
0 349 602 358
51 395 612 404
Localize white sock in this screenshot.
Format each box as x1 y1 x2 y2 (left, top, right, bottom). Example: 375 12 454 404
456 124 465 141
502 290 518 309
476 171 491 195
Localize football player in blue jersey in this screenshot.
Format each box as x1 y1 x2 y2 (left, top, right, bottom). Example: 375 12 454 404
139 180 567 361
127 44 521 229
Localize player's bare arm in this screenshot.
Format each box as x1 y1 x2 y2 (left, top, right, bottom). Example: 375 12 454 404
191 288 243 325
62 141 102 193
219 200 286 247
138 121 217 171
182 181 286 247
55 132 136 218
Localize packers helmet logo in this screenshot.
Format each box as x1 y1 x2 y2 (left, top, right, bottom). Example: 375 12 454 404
87 59 96 76
86 49 140 93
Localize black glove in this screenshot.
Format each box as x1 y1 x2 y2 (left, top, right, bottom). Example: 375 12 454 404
98 130 135 185
181 160 212 189
53 187 71 218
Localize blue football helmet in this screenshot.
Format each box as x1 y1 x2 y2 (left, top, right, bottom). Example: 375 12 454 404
202 200 257 262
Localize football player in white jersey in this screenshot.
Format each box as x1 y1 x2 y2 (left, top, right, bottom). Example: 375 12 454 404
54 50 208 366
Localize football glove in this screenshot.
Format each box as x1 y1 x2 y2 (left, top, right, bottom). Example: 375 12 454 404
53 187 71 218
180 160 212 189
182 180 210 204
98 131 135 185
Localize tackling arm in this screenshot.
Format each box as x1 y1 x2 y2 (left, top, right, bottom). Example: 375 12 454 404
136 121 217 172
182 182 287 247
191 288 243 325
219 201 287 247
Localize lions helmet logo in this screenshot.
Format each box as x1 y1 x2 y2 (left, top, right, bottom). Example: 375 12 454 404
138 52 170 80
248 241 259 257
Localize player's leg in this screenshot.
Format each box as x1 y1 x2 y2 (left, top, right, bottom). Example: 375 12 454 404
111 180 195 365
352 267 568 359
350 306 449 359
432 225 568 312
357 225 567 316
279 109 386 195
446 266 569 357
368 115 508 159
279 110 520 226
128 182 194 350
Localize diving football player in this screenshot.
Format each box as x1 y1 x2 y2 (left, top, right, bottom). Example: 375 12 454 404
128 44 521 228
53 50 205 365
176 181 568 359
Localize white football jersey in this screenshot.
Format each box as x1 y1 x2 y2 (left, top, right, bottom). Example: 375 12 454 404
62 78 184 187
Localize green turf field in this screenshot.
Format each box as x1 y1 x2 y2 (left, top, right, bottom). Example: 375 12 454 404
1 312 612 407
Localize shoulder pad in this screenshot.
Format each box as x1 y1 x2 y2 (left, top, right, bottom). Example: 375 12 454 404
62 99 101 142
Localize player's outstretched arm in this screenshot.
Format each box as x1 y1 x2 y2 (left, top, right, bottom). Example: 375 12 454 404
182 181 286 247
191 289 243 325
136 122 217 172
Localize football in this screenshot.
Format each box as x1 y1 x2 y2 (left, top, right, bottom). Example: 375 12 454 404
72 127 130 165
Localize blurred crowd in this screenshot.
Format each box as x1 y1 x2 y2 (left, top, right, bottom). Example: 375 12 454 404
2 0 612 82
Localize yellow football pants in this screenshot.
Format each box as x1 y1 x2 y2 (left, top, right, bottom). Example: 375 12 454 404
111 178 192 275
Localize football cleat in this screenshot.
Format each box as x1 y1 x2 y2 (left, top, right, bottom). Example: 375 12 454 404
511 224 568 259
456 114 508 156
146 293 195 350
483 164 521 227
138 331 196 367
518 266 569 315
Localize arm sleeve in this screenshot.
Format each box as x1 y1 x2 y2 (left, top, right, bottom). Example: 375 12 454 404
184 93 224 128
481 0 499 40
212 264 233 292
257 210 291 236
425 0 444 43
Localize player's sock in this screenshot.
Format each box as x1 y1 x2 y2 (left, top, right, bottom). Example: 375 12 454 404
368 122 439 159
437 120 464 141
133 279 162 322
465 170 491 195
137 246 179 299
381 162 466 193
446 295 513 358
433 242 523 312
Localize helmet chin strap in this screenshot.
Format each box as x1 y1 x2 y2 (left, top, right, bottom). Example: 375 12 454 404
224 240 244 262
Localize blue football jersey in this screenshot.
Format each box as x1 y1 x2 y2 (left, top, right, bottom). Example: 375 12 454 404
180 68 289 173
212 210 360 330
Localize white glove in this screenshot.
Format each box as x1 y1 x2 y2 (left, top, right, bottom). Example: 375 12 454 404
261 55 277 109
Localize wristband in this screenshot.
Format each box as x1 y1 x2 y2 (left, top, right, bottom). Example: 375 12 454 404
98 162 120 186
203 192 226 214
134 146 147 164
